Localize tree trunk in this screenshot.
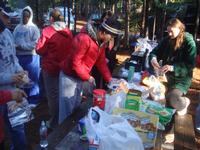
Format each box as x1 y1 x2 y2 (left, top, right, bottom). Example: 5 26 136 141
124 0 130 48
160 0 168 39
35 0 39 23
194 0 200 39
144 0 149 38
67 0 70 29
141 0 146 37
74 0 77 33
63 0 66 22
51 0 55 8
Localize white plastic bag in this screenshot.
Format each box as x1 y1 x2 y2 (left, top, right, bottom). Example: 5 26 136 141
85 107 144 150
104 91 126 114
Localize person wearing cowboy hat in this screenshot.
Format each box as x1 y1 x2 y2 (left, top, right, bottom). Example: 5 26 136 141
0 18 28 150
59 17 123 123
0 7 11 28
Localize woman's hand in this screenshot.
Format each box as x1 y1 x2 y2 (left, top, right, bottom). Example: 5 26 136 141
161 65 174 73
151 57 160 70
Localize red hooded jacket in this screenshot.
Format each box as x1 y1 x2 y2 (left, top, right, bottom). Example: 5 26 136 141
0 90 12 143
60 26 112 82
36 25 73 76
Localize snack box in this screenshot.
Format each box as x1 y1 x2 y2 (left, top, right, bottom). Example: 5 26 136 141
113 108 159 149
125 89 142 111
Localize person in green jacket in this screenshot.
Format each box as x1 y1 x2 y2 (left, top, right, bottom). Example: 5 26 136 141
149 18 197 116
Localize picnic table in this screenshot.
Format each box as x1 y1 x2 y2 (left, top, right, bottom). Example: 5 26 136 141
33 63 198 150
33 96 197 150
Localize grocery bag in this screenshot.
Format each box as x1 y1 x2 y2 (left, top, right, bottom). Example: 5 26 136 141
7 98 33 127
104 91 126 114
85 107 144 150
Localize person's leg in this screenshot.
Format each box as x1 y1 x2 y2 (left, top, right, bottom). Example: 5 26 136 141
3 106 27 150
58 72 82 124
0 140 5 150
166 88 190 115
42 70 59 129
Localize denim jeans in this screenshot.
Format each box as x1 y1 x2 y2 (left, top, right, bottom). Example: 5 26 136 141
3 105 27 150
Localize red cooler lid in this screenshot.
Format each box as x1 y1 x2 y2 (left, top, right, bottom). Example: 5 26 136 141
93 89 106 96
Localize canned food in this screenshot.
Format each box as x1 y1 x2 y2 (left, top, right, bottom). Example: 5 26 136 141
93 89 106 110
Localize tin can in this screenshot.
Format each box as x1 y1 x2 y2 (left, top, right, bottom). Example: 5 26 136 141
78 118 87 141
93 89 106 110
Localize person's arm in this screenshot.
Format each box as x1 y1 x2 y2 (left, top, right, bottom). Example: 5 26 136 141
0 90 12 104
72 35 91 81
95 47 112 83
0 89 27 104
36 27 52 56
173 36 197 76
149 38 166 70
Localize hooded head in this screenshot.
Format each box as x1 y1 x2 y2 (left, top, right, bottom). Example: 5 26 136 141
21 6 34 26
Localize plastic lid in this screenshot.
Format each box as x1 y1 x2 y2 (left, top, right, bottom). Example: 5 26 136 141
93 89 106 96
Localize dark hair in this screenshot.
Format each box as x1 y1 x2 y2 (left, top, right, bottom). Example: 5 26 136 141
50 8 64 22
99 17 122 37
23 9 31 17
100 10 113 22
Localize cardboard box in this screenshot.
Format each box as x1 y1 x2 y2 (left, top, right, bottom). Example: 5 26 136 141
125 89 142 111
113 108 159 148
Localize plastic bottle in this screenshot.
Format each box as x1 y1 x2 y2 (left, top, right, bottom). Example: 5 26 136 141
127 66 135 82
40 120 48 148
195 94 200 132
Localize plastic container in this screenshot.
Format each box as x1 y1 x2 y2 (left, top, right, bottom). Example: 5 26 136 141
40 120 48 148
78 118 87 141
93 89 106 110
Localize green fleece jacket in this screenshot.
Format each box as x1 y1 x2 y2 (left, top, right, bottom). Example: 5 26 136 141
149 32 197 94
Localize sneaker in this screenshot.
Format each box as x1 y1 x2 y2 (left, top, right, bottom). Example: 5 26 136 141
177 97 190 116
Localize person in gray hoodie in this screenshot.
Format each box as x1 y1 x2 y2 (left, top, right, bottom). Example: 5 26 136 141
13 6 40 105
0 18 28 150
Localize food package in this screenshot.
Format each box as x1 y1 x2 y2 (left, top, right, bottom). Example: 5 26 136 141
113 108 159 149
125 89 142 111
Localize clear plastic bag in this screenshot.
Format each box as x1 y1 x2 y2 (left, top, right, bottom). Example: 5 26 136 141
85 107 144 150
7 98 34 127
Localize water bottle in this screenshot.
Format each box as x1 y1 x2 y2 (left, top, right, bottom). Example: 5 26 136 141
195 94 200 132
40 120 48 148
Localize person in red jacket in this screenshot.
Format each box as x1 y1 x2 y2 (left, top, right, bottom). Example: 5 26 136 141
59 17 123 123
36 8 73 129
0 89 27 150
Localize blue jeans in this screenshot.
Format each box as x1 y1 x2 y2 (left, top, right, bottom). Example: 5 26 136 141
17 55 40 104
3 105 27 150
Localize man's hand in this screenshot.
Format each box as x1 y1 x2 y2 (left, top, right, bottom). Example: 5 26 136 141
11 89 27 103
12 71 29 84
